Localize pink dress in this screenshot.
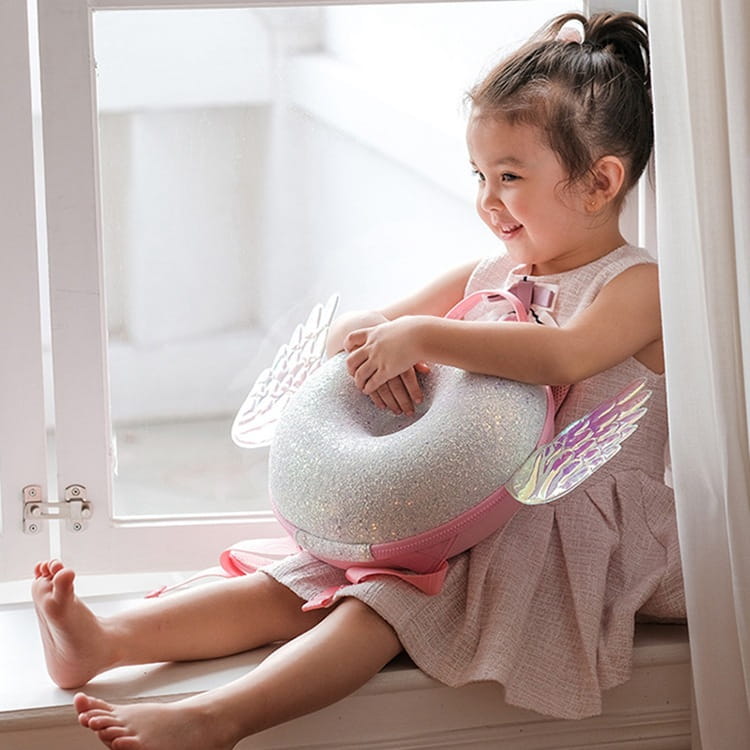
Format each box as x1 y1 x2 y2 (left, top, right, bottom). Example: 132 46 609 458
263 245 685 719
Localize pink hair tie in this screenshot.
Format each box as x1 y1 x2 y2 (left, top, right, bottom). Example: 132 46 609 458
555 19 585 44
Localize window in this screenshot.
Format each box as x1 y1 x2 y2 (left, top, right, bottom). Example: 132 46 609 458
94 1 572 525
9 0 660 580
0 0 51 579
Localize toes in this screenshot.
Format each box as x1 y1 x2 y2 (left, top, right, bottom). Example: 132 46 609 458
74 692 114 714
111 735 140 750
88 713 124 731
34 560 53 578
34 559 65 580
78 708 116 727
48 559 64 575
98 725 129 742
50 567 76 601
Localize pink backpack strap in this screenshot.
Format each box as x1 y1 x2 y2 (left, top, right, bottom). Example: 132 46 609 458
550 383 571 412
345 562 449 594
506 278 558 314
300 562 449 611
452 284 570 414
445 288 529 322
219 537 300 575
145 536 299 599
145 568 229 599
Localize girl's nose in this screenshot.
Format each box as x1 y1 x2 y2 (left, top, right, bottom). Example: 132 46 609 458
478 184 502 213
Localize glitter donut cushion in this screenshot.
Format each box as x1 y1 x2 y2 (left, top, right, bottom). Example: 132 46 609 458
269 354 550 572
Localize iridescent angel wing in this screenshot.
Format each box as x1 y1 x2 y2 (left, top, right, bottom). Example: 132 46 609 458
507 379 651 505
231 294 340 448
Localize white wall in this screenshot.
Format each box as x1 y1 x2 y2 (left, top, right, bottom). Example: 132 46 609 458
256 105 494 332
321 1 578 134
101 107 269 346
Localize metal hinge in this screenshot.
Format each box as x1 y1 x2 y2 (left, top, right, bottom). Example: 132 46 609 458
23 484 92 534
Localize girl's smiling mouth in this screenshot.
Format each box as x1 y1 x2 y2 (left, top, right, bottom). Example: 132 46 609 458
499 223 523 238
488 212 523 238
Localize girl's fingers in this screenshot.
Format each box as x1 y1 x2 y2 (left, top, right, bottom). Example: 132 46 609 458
345 346 380 392
374 385 401 414
371 374 424 416
343 328 367 353
361 371 383 395
354 361 378 392
400 369 424 408
386 378 413 415
345 347 367 376
369 390 388 410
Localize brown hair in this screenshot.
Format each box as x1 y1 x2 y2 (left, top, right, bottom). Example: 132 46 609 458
469 12 652 203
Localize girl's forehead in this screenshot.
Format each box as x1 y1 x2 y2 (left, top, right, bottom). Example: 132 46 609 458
467 114 547 160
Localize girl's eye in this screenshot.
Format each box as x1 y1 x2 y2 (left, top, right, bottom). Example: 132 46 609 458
471 168 485 183
501 173 520 182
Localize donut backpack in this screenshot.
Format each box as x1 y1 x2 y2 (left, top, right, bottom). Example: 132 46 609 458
229 289 650 599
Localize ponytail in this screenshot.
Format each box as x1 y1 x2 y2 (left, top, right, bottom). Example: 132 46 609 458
545 12 650 90
469 12 653 201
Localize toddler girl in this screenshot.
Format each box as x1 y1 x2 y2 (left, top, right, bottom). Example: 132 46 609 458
33 11 684 749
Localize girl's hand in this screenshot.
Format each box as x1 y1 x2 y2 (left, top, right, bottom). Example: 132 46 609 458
369 363 431 416
325 309 390 358
344 317 425 395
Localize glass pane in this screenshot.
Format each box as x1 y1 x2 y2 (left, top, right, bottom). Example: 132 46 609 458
93 1 578 519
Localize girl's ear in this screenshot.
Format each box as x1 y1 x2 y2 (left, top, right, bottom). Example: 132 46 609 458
585 156 626 212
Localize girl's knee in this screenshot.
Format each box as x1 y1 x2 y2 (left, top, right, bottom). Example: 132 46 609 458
337 598 400 642
339 600 403 663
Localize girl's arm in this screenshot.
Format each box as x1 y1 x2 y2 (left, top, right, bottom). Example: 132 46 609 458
325 261 477 414
325 261 477 356
346 263 663 392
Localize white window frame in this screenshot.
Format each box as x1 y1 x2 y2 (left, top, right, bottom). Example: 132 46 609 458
0 0 51 580
32 0 648 575
38 0 289 573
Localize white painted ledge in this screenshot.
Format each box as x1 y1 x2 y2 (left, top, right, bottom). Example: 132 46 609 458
1 590 691 750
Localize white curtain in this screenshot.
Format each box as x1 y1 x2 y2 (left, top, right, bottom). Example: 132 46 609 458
649 1 750 747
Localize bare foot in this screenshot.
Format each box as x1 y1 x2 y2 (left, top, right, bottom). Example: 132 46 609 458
32 560 117 689
75 692 240 750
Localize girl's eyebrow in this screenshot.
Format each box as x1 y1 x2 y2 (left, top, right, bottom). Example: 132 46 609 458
496 156 525 166
470 156 526 168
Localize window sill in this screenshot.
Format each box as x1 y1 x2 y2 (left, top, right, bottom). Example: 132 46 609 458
1 589 691 749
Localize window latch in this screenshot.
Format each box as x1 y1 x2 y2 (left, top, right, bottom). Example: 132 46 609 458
23 484 92 534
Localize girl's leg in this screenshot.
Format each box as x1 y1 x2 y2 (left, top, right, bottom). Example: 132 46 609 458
76 597 402 750
32 559 329 689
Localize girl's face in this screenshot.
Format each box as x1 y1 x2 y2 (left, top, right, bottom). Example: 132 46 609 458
466 113 620 275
